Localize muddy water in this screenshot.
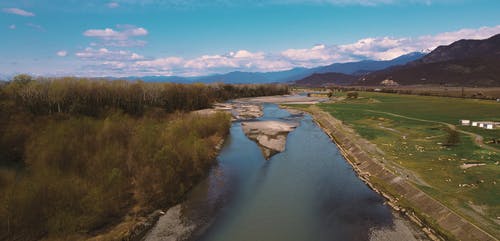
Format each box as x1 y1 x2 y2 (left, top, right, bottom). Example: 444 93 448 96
145 104 419 241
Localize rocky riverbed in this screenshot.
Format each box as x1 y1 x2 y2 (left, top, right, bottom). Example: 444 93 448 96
241 120 299 159
193 102 263 121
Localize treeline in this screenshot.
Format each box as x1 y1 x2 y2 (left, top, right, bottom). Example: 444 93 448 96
4 75 289 116
0 75 287 240
320 85 500 100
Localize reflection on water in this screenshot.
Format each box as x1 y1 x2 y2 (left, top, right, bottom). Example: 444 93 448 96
180 104 395 241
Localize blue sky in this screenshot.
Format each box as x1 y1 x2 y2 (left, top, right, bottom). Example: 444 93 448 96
1 0 499 77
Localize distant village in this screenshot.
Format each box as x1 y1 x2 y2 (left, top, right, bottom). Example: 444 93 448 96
460 120 500 130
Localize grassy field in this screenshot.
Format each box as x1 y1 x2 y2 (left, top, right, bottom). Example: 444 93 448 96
317 92 499 235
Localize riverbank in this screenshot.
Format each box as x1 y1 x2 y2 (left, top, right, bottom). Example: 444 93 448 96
142 100 431 241
288 105 497 241
87 136 227 241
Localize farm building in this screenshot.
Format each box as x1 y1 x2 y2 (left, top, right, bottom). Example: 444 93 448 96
473 121 499 130
460 120 471 126
462 120 499 129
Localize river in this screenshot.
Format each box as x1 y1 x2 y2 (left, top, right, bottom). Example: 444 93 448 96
144 103 425 241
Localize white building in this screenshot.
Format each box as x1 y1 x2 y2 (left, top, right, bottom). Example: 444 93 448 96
475 121 498 130
460 120 471 126
463 120 499 130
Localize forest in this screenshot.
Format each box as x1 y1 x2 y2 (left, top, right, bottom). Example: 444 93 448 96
0 75 288 240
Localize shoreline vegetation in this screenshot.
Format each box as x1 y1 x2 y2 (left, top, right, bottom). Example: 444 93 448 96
283 90 499 241
0 76 288 241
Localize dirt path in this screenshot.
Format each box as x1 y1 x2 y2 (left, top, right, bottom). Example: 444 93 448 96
302 106 498 241
362 109 500 153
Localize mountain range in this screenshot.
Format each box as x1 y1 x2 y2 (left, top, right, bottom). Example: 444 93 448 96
355 34 500 86
122 52 425 84
294 72 357 87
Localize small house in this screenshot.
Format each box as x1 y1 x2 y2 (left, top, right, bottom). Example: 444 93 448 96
476 121 498 130
460 120 471 126
468 120 498 130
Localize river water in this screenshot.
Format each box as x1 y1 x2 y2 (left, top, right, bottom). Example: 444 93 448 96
145 104 420 241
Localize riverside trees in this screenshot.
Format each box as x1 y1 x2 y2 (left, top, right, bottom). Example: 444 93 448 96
0 76 288 240
3 77 288 116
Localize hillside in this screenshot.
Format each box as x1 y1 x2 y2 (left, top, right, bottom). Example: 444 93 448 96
312 52 425 75
417 34 500 64
358 34 500 86
294 72 358 87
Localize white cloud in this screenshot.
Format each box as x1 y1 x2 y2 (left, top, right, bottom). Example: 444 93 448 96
76 25 500 77
105 0 439 7
184 55 240 69
281 44 346 66
56 50 68 57
229 50 265 59
107 2 120 8
338 37 412 60
281 25 500 63
75 47 144 61
83 25 148 47
135 57 184 70
8 24 16 30
26 23 45 31
2 8 35 17
84 27 148 40
131 53 144 60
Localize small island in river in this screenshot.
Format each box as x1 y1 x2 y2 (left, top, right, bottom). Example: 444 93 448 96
241 120 299 159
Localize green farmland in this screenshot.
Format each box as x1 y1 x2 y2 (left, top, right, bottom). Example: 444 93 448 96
318 92 500 236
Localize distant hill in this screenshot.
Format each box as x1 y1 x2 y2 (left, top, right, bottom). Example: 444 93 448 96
294 72 357 87
417 34 500 64
122 75 189 83
311 52 425 75
358 34 500 86
120 68 312 84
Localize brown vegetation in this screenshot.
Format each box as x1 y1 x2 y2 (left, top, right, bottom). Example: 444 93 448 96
0 76 288 240
346 91 359 99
